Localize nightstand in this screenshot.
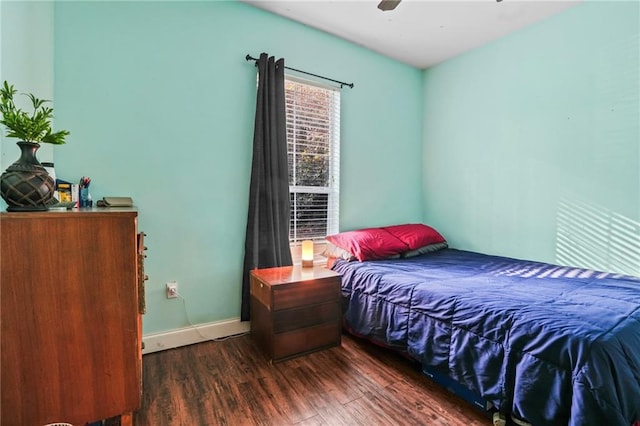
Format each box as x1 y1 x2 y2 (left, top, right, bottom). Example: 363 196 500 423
250 265 342 362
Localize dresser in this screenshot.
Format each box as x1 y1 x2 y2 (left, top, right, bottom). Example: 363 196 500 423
0 208 145 425
250 265 342 362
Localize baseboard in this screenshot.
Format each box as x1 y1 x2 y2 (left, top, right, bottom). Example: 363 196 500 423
142 318 251 354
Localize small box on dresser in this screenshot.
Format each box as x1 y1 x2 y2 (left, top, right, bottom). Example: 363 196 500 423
250 265 342 362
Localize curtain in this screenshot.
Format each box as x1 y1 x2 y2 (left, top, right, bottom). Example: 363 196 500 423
241 53 293 321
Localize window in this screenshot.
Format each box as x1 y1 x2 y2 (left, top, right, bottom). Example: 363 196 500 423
285 76 340 258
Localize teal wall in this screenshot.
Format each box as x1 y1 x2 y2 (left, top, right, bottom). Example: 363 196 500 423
53 1 424 334
1 1 55 211
422 1 640 276
7 0 638 338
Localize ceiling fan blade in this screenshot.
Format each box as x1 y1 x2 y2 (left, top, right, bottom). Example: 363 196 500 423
377 0 401 11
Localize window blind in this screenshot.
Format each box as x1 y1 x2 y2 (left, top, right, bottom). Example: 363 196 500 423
285 76 340 246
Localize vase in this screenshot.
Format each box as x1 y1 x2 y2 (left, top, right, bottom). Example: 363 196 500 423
0 141 55 211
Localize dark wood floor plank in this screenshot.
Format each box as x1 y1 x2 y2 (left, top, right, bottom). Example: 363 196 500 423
342 394 400 426
135 333 490 426
312 402 367 426
292 414 325 426
335 338 410 389
293 349 369 406
256 373 318 424
273 364 328 409
388 377 488 425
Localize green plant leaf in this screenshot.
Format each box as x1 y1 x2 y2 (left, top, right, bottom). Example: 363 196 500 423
41 129 70 145
0 80 69 144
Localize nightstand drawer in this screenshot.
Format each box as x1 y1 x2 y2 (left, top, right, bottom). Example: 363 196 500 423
272 322 341 360
273 279 340 311
273 301 340 333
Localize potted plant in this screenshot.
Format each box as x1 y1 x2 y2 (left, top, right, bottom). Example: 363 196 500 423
0 81 70 211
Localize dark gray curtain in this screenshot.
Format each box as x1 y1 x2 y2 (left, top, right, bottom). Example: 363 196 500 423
241 53 293 321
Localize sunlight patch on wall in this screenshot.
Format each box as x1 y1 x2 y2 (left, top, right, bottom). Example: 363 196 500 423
556 198 640 277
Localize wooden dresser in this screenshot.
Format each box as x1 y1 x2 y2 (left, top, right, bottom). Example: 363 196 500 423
0 208 144 426
250 265 341 362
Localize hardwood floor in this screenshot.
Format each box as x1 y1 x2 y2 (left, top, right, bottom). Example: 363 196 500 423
135 332 491 426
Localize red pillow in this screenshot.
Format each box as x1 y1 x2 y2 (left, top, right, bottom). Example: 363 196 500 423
382 223 446 251
325 228 409 261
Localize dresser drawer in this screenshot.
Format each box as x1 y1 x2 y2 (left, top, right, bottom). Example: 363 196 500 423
273 301 340 333
273 278 340 311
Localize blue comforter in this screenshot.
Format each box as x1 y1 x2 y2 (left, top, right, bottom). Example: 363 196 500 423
332 249 640 426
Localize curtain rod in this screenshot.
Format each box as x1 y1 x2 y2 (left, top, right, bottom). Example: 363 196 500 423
245 54 354 89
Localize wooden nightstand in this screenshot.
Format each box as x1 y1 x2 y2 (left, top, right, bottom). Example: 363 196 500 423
250 265 342 362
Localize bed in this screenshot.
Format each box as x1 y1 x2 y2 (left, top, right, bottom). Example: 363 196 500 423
326 225 640 426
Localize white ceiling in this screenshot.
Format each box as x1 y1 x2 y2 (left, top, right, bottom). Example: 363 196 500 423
242 0 582 69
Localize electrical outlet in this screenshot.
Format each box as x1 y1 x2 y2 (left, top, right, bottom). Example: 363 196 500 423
166 281 178 299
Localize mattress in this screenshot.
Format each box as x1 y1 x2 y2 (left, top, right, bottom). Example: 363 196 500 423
332 248 640 425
